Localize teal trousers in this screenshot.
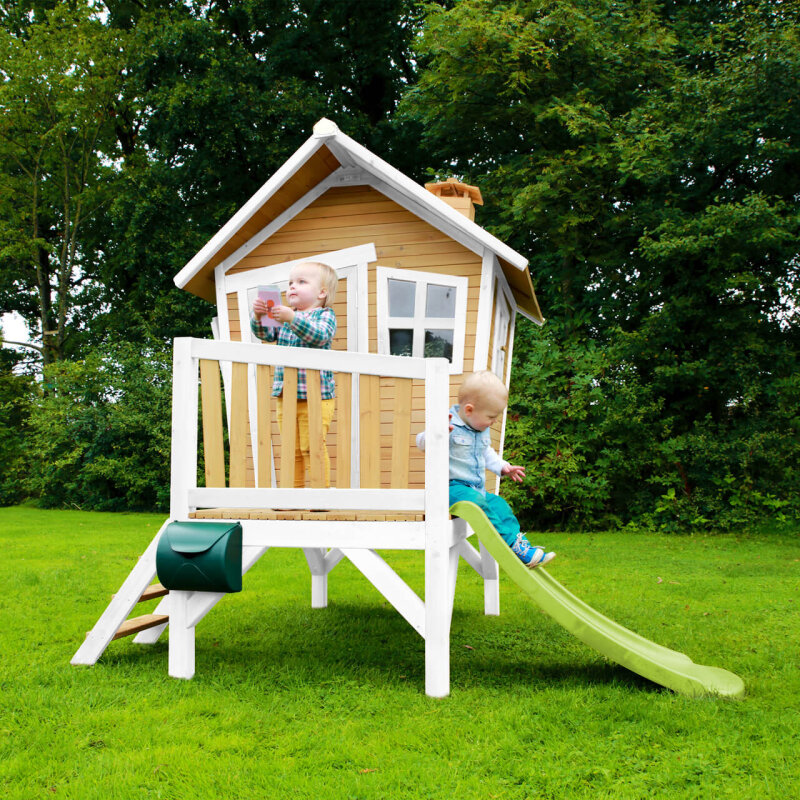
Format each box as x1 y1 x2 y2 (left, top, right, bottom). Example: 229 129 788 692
449 481 520 545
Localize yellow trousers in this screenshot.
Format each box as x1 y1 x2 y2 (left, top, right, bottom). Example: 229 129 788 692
276 397 336 487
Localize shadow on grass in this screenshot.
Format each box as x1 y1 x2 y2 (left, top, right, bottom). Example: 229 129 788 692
100 600 663 696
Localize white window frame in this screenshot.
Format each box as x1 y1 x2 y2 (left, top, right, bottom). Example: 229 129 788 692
220 243 374 353
376 266 469 374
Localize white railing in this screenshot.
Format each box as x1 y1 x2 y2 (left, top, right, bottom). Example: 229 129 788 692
169 337 450 520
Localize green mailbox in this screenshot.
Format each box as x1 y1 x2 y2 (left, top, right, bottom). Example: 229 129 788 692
156 521 243 593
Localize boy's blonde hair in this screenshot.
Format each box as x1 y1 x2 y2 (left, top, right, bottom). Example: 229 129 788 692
299 261 338 308
458 370 508 407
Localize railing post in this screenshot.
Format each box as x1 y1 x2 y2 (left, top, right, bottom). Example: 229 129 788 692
170 338 199 519
423 358 452 697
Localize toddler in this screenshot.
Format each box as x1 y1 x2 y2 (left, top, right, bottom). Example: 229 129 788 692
251 261 338 487
417 371 555 568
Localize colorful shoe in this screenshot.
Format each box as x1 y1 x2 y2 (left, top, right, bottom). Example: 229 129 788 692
510 534 544 567
510 534 555 569
531 548 556 568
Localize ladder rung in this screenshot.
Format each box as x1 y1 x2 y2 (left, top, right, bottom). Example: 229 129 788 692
113 614 169 640
139 583 169 602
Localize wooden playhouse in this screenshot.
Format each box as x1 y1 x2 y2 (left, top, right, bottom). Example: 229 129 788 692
72 118 544 697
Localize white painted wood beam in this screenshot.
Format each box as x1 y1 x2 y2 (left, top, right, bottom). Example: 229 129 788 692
341 549 425 637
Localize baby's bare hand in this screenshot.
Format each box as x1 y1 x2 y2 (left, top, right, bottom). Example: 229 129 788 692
502 464 526 482
270 304 295 323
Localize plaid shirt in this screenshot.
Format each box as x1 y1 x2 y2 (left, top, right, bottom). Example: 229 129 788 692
250 306 337 399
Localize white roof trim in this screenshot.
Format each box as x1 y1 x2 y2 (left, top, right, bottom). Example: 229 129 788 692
516 305 546 326
174 135 326 289
175 119 528 290
324 131 528 271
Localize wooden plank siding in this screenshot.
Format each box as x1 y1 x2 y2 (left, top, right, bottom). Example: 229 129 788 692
218 184 484 490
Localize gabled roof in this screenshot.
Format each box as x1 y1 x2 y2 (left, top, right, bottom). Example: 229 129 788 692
174 119 543 323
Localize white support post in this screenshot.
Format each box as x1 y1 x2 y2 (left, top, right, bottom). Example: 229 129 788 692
480 540 500 616
303 548 329 608
451 499 499 616
454 531 483 576
168 590 195 679
423 358 453 698
447 542 460 622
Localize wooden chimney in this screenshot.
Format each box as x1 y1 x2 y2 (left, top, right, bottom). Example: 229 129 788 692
424 178 484 222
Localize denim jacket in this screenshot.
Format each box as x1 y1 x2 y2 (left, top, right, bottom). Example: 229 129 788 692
416 404 508 495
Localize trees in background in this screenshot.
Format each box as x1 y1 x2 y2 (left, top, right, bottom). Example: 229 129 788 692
2 0 431 351
1 0 431 513
401 0 800 529
0 4 130 363
1 0 798 526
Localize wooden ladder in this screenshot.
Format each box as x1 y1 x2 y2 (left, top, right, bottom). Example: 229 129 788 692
112 583 169 640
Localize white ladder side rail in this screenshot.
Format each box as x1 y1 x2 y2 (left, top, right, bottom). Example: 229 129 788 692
70 522 166 666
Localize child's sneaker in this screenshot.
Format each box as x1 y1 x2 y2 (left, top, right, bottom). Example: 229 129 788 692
534 548 556 567
510 534 556 569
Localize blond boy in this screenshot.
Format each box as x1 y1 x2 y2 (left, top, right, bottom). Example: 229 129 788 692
252 261 338 487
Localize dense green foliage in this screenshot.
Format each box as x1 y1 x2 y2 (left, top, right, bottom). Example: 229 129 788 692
401 0 800 530
502 317 799 531
25 340 172 511
0 4 131 363
0 350 36 505
1 0 430 354
1 0 798 526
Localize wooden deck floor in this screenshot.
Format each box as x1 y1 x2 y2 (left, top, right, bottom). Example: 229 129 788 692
189 508 425 522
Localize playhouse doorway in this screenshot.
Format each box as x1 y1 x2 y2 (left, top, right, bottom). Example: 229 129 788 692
213 244 375 488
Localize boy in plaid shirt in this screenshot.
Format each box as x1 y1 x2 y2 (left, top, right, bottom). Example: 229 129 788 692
251 261 338 487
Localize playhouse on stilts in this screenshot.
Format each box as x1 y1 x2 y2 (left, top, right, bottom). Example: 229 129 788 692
71 117 546 697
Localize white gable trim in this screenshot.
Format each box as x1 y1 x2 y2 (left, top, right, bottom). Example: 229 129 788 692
217 167 373 275
493 255 515 312
515 304 545 326
174 135 327 290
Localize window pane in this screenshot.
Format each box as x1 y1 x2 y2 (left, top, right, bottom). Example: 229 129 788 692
424 329 454 362
389 329 414 357
425 284 456 318
388 279 415 317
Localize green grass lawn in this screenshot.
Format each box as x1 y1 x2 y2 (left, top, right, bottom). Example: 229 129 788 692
1 506 798 799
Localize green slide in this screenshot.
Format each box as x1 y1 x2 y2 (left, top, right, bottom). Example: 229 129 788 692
450 501 745 698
